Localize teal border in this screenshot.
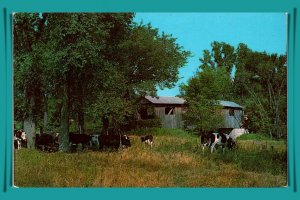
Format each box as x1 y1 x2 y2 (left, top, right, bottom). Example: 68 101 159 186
0 0 299 200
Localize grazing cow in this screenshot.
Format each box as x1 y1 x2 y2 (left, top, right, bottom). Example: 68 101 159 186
121 134 131 148
141 135 153 148
14 129 27 149
218 128 234 135
226 137 236 150
200 132 213 152
98 134 131 150
35 133 56 152
200 131 236 153
69 132 92 151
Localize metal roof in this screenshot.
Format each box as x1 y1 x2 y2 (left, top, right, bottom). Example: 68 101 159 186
144 96 243 109
145 96 185 105
218 100 244 109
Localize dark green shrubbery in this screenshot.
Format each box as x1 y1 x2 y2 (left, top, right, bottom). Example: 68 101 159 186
135 118 162 129
122 117 162 133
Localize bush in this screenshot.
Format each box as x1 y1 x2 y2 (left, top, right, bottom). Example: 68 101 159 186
121 118 162 132
135 118 162 129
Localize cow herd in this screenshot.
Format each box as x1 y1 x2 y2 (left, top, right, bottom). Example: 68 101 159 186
14 128 240 153
14 129 155 153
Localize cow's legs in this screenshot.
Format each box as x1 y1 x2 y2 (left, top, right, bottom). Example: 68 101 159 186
210 142 217 153
222 144 225 153
17 140 21 150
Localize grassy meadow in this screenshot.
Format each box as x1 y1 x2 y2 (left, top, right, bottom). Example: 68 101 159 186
14 129 287 187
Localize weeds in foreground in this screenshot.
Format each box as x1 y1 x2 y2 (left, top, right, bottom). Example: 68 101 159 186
14 129 287 187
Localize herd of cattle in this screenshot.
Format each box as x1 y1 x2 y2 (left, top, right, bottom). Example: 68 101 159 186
14 129 154 152
14 128 245 153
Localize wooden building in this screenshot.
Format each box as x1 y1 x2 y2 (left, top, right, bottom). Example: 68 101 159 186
218 100 244 128
140 96 185 128
141 96 244 129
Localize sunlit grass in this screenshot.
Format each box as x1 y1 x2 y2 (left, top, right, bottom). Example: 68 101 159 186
14 129 287 187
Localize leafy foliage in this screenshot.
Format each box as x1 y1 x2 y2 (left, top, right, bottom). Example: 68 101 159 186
181 41 287 139
180 62 232 132
234 43 287 138
13 13 190 151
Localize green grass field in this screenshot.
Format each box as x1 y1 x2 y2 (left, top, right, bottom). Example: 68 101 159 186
14 129 287 187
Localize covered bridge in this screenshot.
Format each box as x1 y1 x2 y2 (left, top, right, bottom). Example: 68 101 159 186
218 100 244 128
140 96 185 128
140 96 244 129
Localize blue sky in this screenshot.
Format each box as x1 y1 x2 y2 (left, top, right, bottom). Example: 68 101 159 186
134 13 287 96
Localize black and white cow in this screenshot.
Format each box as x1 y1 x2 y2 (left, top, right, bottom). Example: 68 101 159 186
200 131 236 153
69 132 92 151
14 129 27 150
141 135 153 148
98 134 131 150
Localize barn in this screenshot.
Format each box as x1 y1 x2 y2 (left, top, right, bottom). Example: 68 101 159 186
140 96 244 129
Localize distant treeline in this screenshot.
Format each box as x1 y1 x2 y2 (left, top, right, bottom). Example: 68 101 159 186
180 42 287 139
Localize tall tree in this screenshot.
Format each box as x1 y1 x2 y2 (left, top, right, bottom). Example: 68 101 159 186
14 13 190 151
13 13 48 148
234 43 287 138
180 67 232 133
200 41 236 73
181 41 287 139
42 13 124 151
88 22 191 129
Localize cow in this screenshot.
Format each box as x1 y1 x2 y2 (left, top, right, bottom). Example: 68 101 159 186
35 133 56 152
14 136 21 150
229 128 248 140
98 134 131 150
14 129 27 149
200 131 236 153
141 135 153 148
200 131 213 152
69 132 92 151
90 134 100 150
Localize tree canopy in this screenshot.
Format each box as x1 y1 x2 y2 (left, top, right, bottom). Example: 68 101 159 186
13 13 191 151
180 41 287 138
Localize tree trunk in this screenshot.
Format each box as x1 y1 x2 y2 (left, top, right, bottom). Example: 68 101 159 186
102 116 109 135
77 80 84 135
23 117 35 149
59 84 70 152
78 110 84 134
43 111 48 130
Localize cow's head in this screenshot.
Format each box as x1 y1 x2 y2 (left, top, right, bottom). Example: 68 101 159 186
21 131 27 141
227 138 236 149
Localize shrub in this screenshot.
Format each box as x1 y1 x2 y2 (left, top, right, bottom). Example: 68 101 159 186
121 117 162 132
